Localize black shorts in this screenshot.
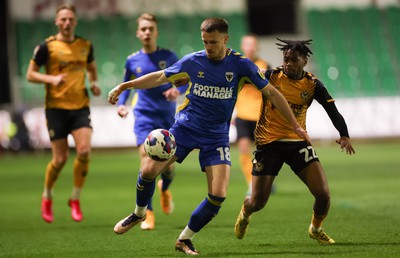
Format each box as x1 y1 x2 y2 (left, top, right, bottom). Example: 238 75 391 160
45 107 92 141
252 141 319 176
236 117 257 141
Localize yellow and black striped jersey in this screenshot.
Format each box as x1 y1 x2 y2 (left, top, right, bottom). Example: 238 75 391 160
31 35 94 110
255 67 348 145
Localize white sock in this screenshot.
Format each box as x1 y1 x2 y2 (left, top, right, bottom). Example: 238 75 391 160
43 188 52 199
70 187 81 200
310 223 321 233
178 226 196 240
134 205 147 217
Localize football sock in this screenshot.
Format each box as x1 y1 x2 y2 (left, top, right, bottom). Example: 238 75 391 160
310 224 321 233
178 226 196 240
73 156 89 188
188 194 225 232
160 168 175 191
137 171 153 211
134 205 147 217
136 175 155 208
147 197 153 211
43 188 53 200
70 187 81 200
311 212 327 230
43 161 62 199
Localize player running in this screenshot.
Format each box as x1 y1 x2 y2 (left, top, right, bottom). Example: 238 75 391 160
116 13 187 230
234 38 355 244
26 4 101 223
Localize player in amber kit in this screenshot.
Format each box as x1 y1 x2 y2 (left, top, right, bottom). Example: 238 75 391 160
234 39 355 244
235 34 270 195
26 4 101 223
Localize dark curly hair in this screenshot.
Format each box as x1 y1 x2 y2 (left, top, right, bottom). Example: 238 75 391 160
276 38 313 57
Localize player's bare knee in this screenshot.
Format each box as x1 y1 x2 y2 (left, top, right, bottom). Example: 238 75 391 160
76 146 90 157
315 194 330 209
53 154 68 167
249 197 267 212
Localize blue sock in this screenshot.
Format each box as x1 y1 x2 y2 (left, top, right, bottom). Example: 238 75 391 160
188 194 225 232
161 168 175 191
147 198 153 211
136 175 155 207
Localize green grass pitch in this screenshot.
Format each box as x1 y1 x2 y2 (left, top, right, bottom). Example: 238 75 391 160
0 141 399 257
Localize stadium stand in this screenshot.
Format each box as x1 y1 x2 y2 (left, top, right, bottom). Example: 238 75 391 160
307 6 400 98
15 14 247 106
14 6 399 105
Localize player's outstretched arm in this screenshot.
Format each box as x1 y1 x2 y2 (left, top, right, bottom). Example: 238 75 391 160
108 70 168 104
335 137 355 155
261 83 312 143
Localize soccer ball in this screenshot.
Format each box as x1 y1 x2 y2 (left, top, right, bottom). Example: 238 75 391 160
144 129 177 161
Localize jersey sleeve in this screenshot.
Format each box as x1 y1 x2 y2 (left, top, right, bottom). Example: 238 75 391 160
164 53 191 82
31 42 49 67
123 58 134 82
264 68 273 80
314 79 350 137
167 51 188 94
117 59 134 105
240 58 269 90
87 43 94 63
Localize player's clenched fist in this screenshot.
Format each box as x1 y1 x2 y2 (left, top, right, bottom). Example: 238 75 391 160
108 85 122 104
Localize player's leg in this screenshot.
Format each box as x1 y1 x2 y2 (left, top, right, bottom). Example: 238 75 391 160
69 126 92 221
42 138 69 223
114 156 177 234
44 139 69 199
235 175 275 239
237 136 253 191
158 163 175 214
156 117 177 214
235 142 282 239
138 147 155 230
298 161 335 243
236 118 255 194
176 164 230 255
42 108 70 223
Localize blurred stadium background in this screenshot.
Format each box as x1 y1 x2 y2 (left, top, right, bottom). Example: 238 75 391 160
0 0 399 151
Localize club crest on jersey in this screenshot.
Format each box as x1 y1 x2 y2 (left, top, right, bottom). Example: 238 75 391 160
257 69 266 79
197 71 205 78
136 67 142 73
225 72 234 82
301 91 310 101
158 61 167 69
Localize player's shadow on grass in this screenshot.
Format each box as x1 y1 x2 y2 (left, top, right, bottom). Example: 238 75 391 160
205 251 350 257
334 242 400 246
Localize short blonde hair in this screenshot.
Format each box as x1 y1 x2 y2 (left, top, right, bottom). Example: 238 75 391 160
56 4 76 15
137 13 158 27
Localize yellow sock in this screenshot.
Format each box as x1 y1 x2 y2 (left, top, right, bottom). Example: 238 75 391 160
239 153 253 185
43 161 62 199
73 156 89 188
